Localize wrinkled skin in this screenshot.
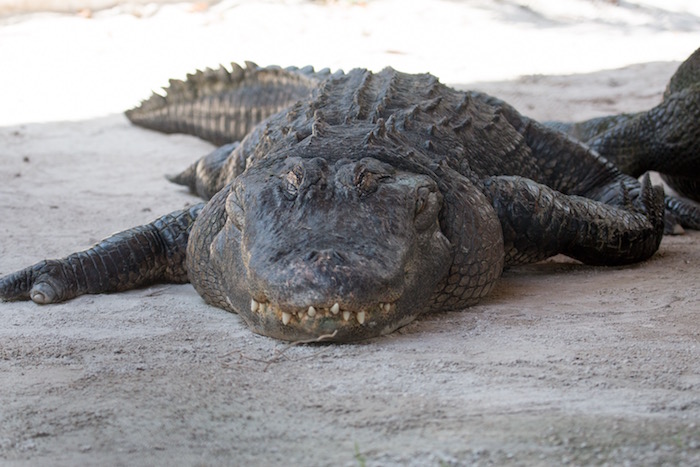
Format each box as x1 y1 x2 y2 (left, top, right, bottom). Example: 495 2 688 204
547 46 700 231
209 155 452 341
184 122 505 342
3 49 697 342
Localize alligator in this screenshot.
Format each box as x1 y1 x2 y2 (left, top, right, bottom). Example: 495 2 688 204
1 48 698 342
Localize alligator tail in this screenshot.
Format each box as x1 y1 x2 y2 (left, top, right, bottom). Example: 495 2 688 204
125 63 330 146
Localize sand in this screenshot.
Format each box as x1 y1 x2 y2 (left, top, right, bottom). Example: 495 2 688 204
1 1 699 465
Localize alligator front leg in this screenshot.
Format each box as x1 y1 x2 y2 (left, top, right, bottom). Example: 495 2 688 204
546 47 700 230
485 174 664 267
0 205 202 303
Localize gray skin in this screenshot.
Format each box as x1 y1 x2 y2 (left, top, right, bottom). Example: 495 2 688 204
4 49 699 342
546 46 700 231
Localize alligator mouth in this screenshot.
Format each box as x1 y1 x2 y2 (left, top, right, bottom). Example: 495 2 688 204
250 298 396 326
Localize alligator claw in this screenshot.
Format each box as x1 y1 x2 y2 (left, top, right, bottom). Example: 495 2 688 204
29 281 59 304
0 260 65 304
664 210 686 235
635 173 665 227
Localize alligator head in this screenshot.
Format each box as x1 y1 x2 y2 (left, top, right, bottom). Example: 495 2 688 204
194 129 455 342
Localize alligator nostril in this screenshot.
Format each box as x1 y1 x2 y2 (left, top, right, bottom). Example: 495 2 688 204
305 250 319 262
305 249 346 265
332 250 347 263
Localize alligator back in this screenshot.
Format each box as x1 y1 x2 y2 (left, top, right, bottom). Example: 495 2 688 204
235 66 617 199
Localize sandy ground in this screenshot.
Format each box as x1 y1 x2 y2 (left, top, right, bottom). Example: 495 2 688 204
1 1 700 465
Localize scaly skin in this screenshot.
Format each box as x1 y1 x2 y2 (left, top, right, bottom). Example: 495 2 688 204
2 53 684 342
547 47 700 230
0 206 201 303
125 63 327 147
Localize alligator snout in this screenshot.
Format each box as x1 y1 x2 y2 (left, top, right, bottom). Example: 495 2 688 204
247 240 404 313
304 248 347 266
208 153 453 341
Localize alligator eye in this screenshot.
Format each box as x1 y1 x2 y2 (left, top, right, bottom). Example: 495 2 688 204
414 186 441 231
283 166 304 199
355 169 376 194
354 166 385 195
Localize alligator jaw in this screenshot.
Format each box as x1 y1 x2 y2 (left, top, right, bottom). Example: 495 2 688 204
250 298 395 326
243 297 408 342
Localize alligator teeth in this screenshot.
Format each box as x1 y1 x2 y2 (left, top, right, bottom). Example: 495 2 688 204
249 300 397 326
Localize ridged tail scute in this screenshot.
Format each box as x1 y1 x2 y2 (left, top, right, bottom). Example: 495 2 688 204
125 62 328 146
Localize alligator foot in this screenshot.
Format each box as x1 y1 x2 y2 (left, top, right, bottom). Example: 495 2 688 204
0 205 201 303
485 173 664 266
545 47 700 229
665 194 700 233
